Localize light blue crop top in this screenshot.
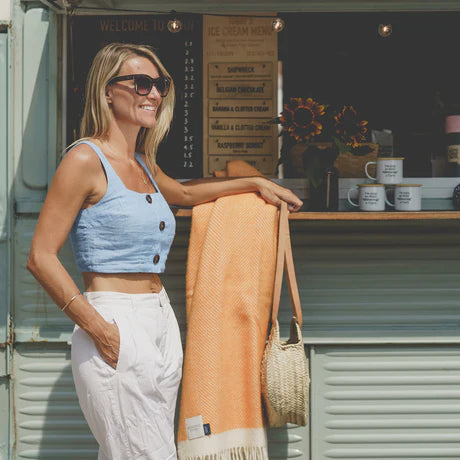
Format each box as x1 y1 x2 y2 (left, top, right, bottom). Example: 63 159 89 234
69 141 176 273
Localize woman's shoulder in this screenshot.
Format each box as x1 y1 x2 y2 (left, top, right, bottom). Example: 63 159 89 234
64 138 102 162
61 138 104 173
51 139 103 196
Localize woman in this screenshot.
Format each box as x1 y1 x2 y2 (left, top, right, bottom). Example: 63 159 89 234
27 42 303 460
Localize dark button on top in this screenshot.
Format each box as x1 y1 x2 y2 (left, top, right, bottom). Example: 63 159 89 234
146 194 152 204
159 221 165 231
153 254 160 264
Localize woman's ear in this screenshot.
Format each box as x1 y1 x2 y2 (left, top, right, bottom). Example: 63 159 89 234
105 86 113 104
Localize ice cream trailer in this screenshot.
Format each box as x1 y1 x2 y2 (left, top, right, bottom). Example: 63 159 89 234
3 1 460 459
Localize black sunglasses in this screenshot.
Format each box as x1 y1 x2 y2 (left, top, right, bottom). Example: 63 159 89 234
108 74 171 97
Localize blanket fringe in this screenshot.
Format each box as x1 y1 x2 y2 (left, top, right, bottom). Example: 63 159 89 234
181 446 268 460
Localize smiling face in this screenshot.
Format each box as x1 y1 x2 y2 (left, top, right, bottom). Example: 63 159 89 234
105 55 162 130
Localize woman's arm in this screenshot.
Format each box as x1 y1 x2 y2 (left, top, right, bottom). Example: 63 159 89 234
26 144 120 368
153 165 303 211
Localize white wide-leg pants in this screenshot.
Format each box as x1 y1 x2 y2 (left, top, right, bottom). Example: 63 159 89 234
71 288 183 460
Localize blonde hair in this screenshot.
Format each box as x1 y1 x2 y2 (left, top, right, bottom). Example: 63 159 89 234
77 42 175 169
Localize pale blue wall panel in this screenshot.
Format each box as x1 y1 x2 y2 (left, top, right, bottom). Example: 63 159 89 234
13 216 190 343
13 6 57 211
13 216 82 343
167 219 460 346
14 214 460 458
0 31 8 238
13 215 459 344
278 221 460 343
0 31 10 460
13 344 97 459
21 8 49 190
311 345 460 460
0 31 9 379
0 378 10 460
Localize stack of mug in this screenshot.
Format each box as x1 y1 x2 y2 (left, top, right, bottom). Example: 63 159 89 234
347 157 422 212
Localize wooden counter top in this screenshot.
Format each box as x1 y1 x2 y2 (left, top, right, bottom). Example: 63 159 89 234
287 211 460 220
173 209 460 221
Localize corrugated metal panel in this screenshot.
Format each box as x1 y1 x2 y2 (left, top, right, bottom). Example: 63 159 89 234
267 424 309 459
16 215 460 345
311 345 460 460
12 344 308 460
277 220 460 343
13 343 97 459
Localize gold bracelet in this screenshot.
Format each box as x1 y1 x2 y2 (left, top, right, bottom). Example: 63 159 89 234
61 292 81 312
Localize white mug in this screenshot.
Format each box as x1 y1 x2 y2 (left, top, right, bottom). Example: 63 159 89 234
347 184 391 212
386 184 422 211
365 157 404 184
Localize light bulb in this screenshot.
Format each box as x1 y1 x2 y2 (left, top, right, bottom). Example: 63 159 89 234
378 23 392 38
168 18 183 33
272 17 285 33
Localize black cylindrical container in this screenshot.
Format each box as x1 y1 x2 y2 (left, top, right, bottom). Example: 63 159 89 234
446 115 460 176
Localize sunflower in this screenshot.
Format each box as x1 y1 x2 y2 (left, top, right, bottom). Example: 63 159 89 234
334 106 368 148
280 97 325 142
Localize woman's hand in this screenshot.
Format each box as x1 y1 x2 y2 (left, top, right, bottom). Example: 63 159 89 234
256 178 303 212
93 321 120 370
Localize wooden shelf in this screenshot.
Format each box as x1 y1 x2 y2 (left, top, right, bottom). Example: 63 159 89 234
173 209 460 220
288 211 460 221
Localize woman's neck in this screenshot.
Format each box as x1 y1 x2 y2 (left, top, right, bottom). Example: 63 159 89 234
104 122 139 160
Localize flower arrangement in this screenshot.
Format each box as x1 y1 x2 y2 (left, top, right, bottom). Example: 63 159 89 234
274 97 371 187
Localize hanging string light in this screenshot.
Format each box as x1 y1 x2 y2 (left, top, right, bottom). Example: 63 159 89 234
378 24 392 37
272 17 285 33
168 18 183 33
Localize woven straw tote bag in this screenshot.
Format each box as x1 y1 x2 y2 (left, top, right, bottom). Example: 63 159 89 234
261 201 310 427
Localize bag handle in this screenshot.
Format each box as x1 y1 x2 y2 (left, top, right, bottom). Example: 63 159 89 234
271 201 303 326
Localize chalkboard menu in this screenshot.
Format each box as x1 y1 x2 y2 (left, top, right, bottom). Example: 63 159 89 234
67 15 203 178
202 15 278 177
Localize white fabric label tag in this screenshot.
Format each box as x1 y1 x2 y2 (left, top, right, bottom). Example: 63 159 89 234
186 415 205 440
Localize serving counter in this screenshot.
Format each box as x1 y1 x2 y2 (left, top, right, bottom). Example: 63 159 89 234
175 209 460 220
11 178 460 460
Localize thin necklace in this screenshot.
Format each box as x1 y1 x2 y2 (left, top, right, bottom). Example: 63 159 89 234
103 142 148 186
139 172 148 185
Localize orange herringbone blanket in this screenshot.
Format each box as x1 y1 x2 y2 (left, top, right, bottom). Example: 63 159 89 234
177 193 278 460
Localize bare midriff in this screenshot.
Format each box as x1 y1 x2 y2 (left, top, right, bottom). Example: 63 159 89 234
82 272 163 294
